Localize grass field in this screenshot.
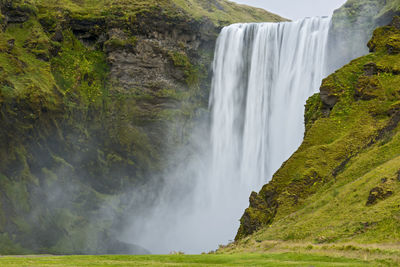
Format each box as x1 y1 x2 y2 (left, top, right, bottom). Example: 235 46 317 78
0 253 393 267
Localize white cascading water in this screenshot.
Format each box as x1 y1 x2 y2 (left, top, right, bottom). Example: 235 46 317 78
211 17 330 193
126 17 331 254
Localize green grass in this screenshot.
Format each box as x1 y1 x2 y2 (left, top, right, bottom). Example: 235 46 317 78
171 0 286 24
0 253 382 266
29 0 285 27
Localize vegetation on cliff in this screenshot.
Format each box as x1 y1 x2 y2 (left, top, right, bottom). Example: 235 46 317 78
0 0 284 254
235 15 400 251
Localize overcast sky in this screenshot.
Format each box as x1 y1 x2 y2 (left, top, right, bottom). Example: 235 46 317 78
232 0 347 20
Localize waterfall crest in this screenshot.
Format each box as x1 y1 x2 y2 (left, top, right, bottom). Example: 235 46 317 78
210 17 330 199
126 17 331 254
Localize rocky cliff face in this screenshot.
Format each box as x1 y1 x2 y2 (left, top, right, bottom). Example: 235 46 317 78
236 14 400 246
0 0 285 254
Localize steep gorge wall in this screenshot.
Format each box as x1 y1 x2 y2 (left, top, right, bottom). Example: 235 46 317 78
0 0 284 254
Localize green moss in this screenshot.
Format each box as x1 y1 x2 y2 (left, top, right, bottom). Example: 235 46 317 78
169 51 190 68
168 51 204 87
104 36 137 52
305 93 324 132
51 31 109 104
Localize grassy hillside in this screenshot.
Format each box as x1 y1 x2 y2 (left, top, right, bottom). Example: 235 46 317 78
171 0 285 24
235 15 400 251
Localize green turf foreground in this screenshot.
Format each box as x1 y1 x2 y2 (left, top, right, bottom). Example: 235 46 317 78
0 253 391 267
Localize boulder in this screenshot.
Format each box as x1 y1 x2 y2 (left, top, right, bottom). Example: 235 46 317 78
366 187 393 206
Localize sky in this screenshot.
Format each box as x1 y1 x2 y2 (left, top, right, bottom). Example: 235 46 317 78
231 0 348 20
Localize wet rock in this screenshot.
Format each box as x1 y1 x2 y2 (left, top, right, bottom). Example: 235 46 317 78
366 187 393 206
363 62 378 76
235 189 278 240
320 85 338 113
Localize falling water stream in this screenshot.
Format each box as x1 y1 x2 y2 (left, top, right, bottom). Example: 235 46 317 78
127 17 331 254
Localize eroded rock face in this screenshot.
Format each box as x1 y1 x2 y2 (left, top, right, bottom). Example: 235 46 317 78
235 189 279 240
103 21 215 90
320 79 339 114
1 5 31 24
0 2 216 255
107 43 170 89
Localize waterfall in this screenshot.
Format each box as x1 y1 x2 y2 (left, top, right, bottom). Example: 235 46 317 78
125 17 331 254
210 17 330 199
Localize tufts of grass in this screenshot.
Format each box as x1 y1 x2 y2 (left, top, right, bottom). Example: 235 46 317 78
0 253 382 266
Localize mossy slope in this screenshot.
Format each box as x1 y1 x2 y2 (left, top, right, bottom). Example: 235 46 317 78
235 16 400 248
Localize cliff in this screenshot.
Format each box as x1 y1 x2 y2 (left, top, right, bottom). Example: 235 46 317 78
328 0 400 70
235 12 400 249
0 0 285 254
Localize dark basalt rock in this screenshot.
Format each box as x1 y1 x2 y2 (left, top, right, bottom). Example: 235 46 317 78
320 86 338 113
69 17 106 44
235 189 278 240
364 62 378 76
4 9 30 23
51 30 64 43
366 187 393 206
0 1 35 25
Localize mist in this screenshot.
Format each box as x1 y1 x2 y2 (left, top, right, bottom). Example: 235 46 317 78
117 16 331 254
45 4 384 256
116 2 390 254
